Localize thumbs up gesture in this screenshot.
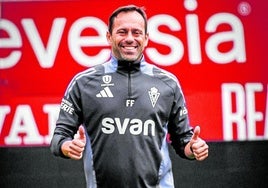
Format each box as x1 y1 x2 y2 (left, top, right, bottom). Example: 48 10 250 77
61 125 86 160
187 126 209 161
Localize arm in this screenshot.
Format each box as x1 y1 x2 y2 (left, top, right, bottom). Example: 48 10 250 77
168 80 208 160
50 78 85 159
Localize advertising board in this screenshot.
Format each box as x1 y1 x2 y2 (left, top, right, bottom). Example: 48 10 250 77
0 0 267 146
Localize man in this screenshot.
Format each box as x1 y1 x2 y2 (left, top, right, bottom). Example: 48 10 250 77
50 5 209 188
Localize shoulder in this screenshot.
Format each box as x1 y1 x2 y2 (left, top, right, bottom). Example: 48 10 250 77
72 64 105 83
63 64 105 97
149 63 180 87
154 66 178 83
141 61 178 81
141 62 183 94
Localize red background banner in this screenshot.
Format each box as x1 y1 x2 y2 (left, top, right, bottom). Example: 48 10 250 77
0 0 267 146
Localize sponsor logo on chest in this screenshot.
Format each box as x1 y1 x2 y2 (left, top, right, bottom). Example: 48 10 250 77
101 117 156 136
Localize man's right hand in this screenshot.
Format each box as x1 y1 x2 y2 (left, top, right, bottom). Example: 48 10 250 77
61 125 86 160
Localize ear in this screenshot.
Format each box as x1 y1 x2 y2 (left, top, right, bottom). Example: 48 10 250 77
144 33 149 47
106 31 112 45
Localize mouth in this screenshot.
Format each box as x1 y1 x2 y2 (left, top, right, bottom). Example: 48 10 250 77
118 45 140 60
121 46 138 50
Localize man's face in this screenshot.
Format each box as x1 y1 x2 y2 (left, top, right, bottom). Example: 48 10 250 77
106 11 149 62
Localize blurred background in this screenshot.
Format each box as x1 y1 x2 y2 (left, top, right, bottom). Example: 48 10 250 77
1 0 267 187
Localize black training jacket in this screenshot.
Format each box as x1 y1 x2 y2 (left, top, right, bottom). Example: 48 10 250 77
50 55 193 188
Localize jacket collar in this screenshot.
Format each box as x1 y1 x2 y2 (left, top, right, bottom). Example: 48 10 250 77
111 55 145 73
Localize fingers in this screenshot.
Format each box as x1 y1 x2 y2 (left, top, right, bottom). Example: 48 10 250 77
68 151 83 160
70 139 86 151
191 140 209 161
68 150 84 160
194 147 209 161
196 152 208 161
67 139 86 160
62 126 87 160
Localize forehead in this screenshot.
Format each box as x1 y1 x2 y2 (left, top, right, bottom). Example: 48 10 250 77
113 11 145 31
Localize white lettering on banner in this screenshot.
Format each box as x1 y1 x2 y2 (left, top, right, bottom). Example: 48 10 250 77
147 6 246 65
186 14 201 64
0 19 22 69
205 13 246 64
246 84 264 139
101 117 155 136
4 105 43 145
146 14 183 66
22 18 66 68
0 104 59 145
0 5 247 69
0 106 11 133
68 17 111 67
222 83 268 141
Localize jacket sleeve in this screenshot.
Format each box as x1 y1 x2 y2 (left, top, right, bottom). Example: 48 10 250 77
167 83 194 159
50 79 83 158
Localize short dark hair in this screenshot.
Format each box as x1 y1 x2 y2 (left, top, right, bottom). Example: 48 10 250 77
108 5 148 34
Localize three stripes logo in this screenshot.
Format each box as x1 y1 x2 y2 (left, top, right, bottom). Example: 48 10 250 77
96 75 114 98
96 87 114 98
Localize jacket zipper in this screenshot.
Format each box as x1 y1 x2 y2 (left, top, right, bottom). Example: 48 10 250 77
128 62 132 98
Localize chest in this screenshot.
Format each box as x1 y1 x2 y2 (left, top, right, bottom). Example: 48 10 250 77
81 73 174 119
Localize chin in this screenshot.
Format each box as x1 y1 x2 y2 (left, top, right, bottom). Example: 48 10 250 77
121 55 140 62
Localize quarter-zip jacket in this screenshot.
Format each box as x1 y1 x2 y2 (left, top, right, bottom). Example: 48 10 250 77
50 56 194 188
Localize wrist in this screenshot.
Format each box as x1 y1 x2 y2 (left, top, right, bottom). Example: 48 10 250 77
61 140 71 158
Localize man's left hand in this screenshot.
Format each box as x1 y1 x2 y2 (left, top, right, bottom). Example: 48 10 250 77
187 126 209 161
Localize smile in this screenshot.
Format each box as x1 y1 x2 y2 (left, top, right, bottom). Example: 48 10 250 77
122 46 137 50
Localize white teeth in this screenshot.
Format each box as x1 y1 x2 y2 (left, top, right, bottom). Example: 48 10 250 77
124 46 136 50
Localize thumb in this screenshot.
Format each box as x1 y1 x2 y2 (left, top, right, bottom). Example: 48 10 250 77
192 126 200 141
74 125 86 142
78 125 85 139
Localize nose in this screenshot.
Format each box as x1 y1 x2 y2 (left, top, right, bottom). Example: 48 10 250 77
125 31 134 42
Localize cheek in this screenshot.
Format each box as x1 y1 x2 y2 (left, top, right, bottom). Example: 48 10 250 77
111 37 122 46
143 38 149 47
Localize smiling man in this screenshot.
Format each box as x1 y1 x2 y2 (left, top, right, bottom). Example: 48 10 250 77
50 5 209 188
106 8 148 62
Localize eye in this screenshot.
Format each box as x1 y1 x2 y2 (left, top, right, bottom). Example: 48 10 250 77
132 30 143 36
117 30 127 35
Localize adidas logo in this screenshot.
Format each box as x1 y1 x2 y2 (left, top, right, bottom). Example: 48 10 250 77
96 87 114 98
